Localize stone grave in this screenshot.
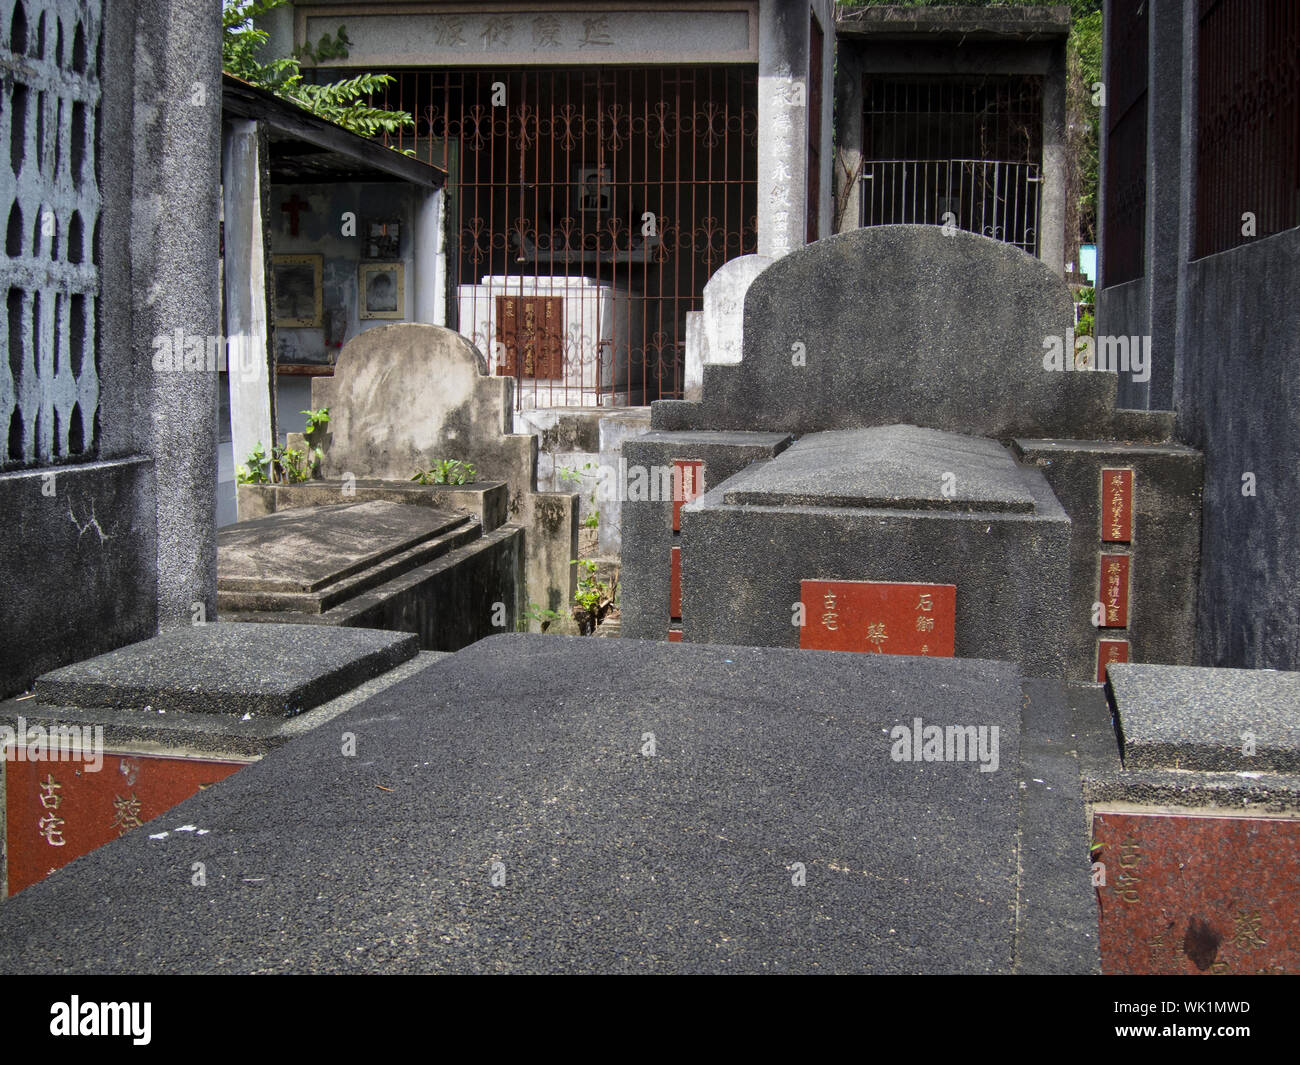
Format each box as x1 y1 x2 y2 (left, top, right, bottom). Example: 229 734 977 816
1 623 429 895
623 226 1204 682
0 635 1097 973
237 323 579 628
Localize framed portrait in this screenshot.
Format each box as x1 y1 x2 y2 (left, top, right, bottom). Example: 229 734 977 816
363 218 401 260
574 166 611 216
272 254 323 328
359 262 405 320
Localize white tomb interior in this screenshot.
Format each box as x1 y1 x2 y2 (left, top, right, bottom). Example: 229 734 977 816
456 276 644 407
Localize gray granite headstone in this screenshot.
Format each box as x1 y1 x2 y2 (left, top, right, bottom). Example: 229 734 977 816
665 225 1119 439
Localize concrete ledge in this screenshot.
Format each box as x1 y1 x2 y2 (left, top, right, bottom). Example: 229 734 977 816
1108 663 1300 773
34 624 419 718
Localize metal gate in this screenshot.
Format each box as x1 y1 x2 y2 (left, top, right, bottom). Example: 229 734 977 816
860 75 1044 257
373 66 758 407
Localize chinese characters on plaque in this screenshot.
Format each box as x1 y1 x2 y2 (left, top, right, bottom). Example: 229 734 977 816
5 752 244 895
1094 810 1300 974
799 580 956 657
1096 468 1135 682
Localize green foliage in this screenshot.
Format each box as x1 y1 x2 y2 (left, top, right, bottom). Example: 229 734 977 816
571 558 613 618
411 459 477 486
558 462 602 531
517 602 564 633
222 0 413 139
235 440 320 484
301 407 330 437
1075 309 1095 338
235 441 271 485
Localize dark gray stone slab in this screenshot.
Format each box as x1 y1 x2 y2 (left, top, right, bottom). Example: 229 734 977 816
34 623 419 718
1013 438 1203 683
1108 663 1300 773
677 226 1120 438
0 636 1037 974
721 427 1037 513
218 500 470 595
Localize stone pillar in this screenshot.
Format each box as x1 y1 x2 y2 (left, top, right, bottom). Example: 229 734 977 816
1144 0 1185 412
222 118 276 506
413 187 446 326
758 0 809 259
132 0 222 629
1039 37 1068 277
833 43 864 234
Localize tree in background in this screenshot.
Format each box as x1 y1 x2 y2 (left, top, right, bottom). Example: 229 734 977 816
838 1 1103 260
222 0 414 139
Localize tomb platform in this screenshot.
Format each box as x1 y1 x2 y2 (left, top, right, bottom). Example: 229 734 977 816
0 635 1097 974
217 500 523 651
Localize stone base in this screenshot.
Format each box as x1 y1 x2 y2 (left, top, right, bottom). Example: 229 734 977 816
680 427 1073 678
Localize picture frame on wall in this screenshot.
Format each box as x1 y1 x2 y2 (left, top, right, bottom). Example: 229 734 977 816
271 254 323 328
359 262 405 320
363 219 401 260
575 165 611 216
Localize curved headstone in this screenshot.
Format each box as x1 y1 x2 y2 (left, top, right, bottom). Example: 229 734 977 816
312 323 533 504
688 226 1118 438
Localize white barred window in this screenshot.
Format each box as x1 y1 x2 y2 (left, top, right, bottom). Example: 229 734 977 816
1 0 100 467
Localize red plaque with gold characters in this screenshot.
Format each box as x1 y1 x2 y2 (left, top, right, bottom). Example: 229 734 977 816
1096 638 1130 682
5 751 246 895
1100 468 1134 543
1098 553 1131 628
1093 810 1300 974
799 580 955 657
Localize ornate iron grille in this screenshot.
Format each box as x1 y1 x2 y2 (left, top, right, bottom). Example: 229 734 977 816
1196 0 1300 258
860 75 1043 256
1 0 101 468
1102 0 1148 285
374 66 758 407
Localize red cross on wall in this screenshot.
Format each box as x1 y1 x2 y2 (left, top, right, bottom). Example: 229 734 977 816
281 193 310 237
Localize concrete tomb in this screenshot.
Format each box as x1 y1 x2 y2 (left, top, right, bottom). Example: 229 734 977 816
230 323 579 631
1085 663 1300 974
623 226 1204 683
218 500 522 650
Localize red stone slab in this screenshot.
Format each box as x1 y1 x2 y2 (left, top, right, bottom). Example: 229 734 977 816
799 580 955 657
671 460 704 532
669 546 682 619
5 750 246 895
1097 637 1130 683
667 629 683 643
1093 810 1300 974
1101 468 1134 543
1099 552 1131 628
